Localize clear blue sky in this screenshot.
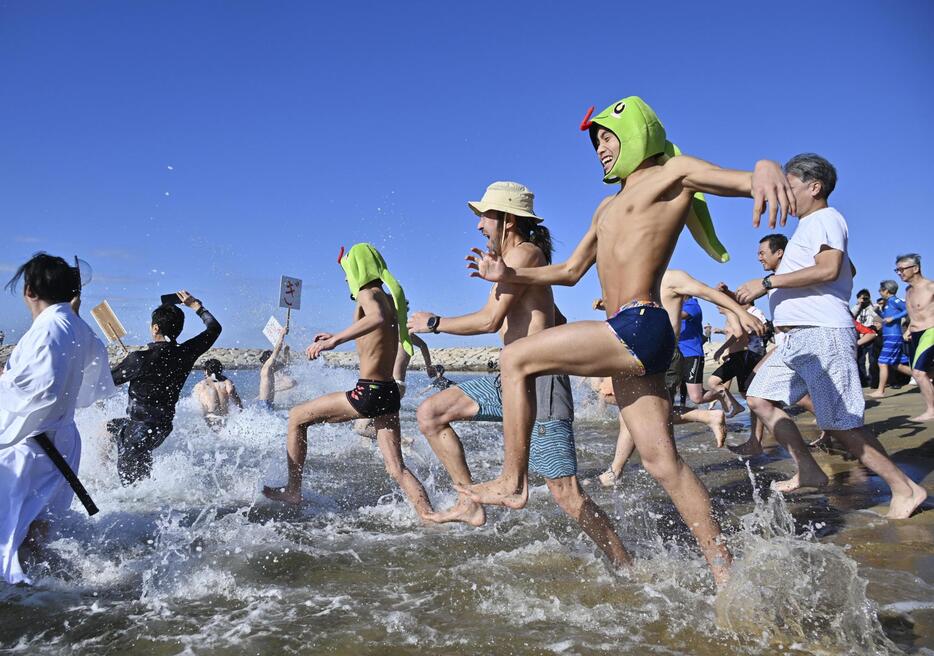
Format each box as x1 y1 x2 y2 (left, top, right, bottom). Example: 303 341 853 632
2 1 932 348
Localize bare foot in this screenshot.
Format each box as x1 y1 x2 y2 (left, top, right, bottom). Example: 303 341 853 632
725 401 745 419
455 478 528 509
728 438 763 457
770 470 829 493
598 468 620 488
909 412 934 422
868 390 886 399
707 410 727 448
262 485 303 505
886 480 928 519
425 495 486 526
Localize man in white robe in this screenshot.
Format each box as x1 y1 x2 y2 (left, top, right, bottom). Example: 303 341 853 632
0 253 115 585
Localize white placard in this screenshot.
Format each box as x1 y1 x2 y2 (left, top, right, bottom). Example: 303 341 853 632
263 316 284 346
279 275 303 311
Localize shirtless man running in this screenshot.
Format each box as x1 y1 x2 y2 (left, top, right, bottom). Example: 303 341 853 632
409 181 630 567
896 253 934 422
193 358 242 429
597 269 763 485
461 96 795 584
263 243 433 519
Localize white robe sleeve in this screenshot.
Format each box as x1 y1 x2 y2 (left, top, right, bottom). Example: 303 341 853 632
75 333 117 408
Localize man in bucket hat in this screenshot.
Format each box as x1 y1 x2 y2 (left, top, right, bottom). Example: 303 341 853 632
409 181 631 568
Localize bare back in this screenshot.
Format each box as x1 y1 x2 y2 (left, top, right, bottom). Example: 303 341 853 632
196 378 233 416
907 276 934 331
499 243 556 345
595 162 695 314
355 287 399 380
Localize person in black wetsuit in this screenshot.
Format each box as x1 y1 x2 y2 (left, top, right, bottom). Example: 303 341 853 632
108 290 221 484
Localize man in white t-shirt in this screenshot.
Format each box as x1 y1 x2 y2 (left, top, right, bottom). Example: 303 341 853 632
736 153 927 519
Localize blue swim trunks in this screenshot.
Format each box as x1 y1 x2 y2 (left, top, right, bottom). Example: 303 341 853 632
457 374 577 479
878 336 909 366
606 301 676 376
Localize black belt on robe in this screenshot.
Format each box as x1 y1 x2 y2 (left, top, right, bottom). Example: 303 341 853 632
32 432 99 516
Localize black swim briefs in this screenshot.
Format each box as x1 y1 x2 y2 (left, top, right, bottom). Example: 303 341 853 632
346 379 401 419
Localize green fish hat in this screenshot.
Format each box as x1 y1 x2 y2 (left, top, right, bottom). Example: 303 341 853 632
338 243 413 356
581 96 730 263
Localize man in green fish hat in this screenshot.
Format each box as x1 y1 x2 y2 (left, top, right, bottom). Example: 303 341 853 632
263 243 433 519
462 95 794 585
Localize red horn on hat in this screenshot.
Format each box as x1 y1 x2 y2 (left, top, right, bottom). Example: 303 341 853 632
337 245 345 264
579 106 595 131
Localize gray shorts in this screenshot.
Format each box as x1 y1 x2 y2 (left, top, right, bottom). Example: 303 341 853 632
457 374 576 479
746 326 864 430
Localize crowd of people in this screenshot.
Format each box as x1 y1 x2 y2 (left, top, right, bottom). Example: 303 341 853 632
1 96 930 589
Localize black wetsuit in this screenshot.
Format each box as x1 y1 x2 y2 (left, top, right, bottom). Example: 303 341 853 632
109 307 221 484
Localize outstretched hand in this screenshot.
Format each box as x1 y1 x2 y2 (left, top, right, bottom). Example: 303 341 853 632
466 247 507 282
751 160 796 228
735 279 767 305
306 333 335 360
407 311 434 334
737 309 765 336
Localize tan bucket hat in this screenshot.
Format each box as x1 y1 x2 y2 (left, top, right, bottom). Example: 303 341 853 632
467 181 543 223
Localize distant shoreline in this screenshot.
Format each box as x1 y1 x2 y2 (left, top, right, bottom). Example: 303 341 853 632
0 344 504 373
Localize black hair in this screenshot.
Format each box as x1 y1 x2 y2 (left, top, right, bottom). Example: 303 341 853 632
759 234 788 253
151 304 185 340
497 212 554 264
203 358 225 378
259 349 273 364
5 252 80 303
856 288 871 298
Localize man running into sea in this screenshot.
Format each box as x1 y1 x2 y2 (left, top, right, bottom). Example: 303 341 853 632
597 269 763 486
461 96 796 584
409 181 630 567
263 244 433 520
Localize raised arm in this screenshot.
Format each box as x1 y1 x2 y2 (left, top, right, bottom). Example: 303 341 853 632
666 155 795 229
178 291 222 357
665 270 765 336
306 288 385 359
411 244 542 336
467 203 605 287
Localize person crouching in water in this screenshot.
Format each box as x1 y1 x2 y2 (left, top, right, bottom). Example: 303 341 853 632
263 243 433 519
193 358 242 431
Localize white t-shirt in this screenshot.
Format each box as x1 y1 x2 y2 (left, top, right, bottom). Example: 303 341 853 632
768 207 854 328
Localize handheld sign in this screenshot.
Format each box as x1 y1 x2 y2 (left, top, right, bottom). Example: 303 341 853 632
279 275 303 328
90 300 129 353
263 316 284 346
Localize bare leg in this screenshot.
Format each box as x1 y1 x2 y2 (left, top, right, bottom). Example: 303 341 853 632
18 520 50 571
416 387 486 526
827 427 928 518
910 367 934 421
675 406 727 448
871 364 890 397
702 377 743 417
546 476 631 568
373 413 434 519
460 321 644 508
746 396 828 491
615 375 731 585
600 411 634 487
262 392 359 504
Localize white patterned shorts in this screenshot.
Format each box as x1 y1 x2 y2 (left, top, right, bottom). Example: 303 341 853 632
746 326 865 430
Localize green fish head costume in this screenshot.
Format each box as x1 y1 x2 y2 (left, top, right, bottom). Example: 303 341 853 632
580 96 730 263
338 243 413 356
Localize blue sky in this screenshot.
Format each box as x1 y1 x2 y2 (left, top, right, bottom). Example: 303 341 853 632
2 1 932 349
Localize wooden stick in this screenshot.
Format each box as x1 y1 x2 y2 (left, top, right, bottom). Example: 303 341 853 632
115 336 129 354
286 307 291 330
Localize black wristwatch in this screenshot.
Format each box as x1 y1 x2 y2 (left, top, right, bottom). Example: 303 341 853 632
427 315 441 334
762 274 774 291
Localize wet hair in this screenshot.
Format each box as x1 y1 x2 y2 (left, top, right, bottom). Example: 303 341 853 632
783 153 837 199
259 349 273 364
896 253 921 267
497 212 554 264
151 304 184 340
203 358 224 377
879 280 898 294
758 234 788 253
5 252 80 303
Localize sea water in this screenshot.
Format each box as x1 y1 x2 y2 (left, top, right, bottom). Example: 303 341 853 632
0 361 928 655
